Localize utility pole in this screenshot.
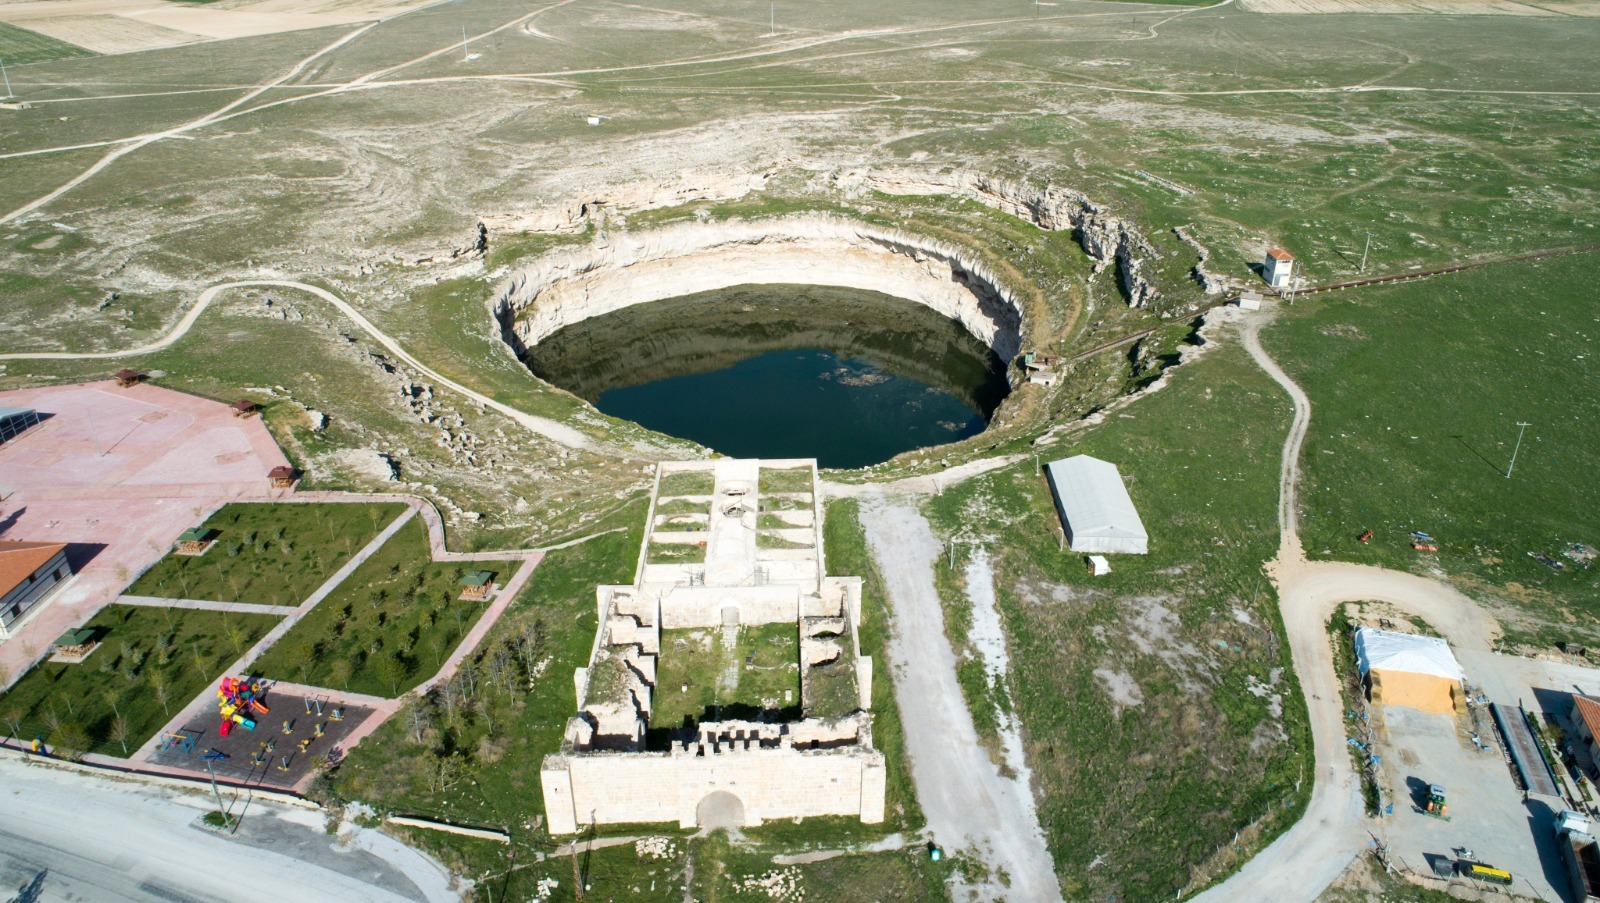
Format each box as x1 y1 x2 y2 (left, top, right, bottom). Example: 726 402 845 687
1506 421 1531 479
85 406 106 457
1 58 12 99
461 26 470 61
770 3 775 35
1360 232 1371 273
204 759 226 817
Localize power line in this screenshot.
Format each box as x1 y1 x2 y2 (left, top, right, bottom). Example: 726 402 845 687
1506 421 1531 479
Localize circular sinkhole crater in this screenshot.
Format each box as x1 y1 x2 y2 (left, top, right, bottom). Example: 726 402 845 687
524 284 1011 469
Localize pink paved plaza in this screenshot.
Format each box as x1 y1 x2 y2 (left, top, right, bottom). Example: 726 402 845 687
0 380 290 684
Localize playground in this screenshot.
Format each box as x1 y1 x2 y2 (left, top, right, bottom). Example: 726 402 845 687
146 677 376 790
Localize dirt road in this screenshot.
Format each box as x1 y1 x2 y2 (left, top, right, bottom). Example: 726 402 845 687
858 495 1061 902
0 279 593 449
1194 312 1506 901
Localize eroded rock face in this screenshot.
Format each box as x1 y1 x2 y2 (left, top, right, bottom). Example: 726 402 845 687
835 168 1162 308
490 213 1026 362
479 165 1169 313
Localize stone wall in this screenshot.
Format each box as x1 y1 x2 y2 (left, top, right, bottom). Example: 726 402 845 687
540 742 886 834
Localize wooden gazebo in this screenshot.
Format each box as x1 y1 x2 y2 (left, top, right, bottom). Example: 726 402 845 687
230 400 259 419
458 570 496 601
175 527 217 555
113 368 144 388
268 465 299 489
51 627 99 660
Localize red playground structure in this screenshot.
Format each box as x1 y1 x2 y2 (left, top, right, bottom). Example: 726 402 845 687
216 676 270 737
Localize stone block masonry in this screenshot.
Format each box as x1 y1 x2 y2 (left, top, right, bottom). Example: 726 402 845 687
541 459 884 833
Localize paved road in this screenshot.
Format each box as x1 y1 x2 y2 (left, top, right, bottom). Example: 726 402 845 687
859 495 1061 903
0 755 455 903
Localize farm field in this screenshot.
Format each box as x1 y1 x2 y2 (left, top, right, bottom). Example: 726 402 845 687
129 501 407 606
247 518 518 697
1264 252 1600 647
0 21 95 64
0 605 279 757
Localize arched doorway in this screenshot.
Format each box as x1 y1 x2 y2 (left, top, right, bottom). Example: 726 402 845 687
696 790 746 829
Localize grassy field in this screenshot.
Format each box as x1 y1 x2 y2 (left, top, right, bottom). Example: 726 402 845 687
249 518 518 697
1264 253 1600 648
923 339 1309 900
652 623 800 732
0 23 94 65
130 502 406 606
0 605 279 757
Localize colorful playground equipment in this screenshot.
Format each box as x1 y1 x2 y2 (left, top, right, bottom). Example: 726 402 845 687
216 676 269 737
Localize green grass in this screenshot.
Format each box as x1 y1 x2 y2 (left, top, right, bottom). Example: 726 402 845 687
249 518 517 697
0 605 279 757
654 498 709 516
823 499 927 833
757 512 806 530
652 515 707 532
757 531 814 550
759 467 813 495
0 23 94 65
759 496 807 512
130 502 406 606
660 471 716 496
803 656 859 721
1265 253 1600 647
652 623 800 733
647 541 705 564
923 342 1309 900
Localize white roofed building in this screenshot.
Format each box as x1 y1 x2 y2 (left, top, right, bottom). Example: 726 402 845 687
1044 455 1148 555
1354 627 1466 714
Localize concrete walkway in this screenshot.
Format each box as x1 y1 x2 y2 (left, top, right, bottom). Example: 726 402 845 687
117 595 300 617
858 494 1062 903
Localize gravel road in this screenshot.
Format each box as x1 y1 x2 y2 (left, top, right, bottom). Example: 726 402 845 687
859 495 1061 902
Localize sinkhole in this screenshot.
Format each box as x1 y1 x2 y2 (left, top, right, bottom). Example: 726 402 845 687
522 284 1012 469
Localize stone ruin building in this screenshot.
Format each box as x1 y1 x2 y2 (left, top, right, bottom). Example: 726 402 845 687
540 458 886 833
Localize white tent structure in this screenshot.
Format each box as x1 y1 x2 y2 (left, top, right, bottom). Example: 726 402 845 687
1044 455 1148 555
1354 627 1465 714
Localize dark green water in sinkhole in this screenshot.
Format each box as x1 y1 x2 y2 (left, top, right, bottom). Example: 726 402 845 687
521 284 1012 469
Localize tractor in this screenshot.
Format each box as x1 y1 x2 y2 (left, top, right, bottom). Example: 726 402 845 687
1425 784 1450 819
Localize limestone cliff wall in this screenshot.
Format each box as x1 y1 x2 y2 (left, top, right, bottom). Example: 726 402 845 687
491 214 1025 362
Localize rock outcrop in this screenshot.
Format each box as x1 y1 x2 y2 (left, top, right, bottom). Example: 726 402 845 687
480 165 1172 311
832 168 1162 309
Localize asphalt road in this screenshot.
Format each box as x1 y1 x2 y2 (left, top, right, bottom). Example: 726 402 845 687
0 755 455 903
